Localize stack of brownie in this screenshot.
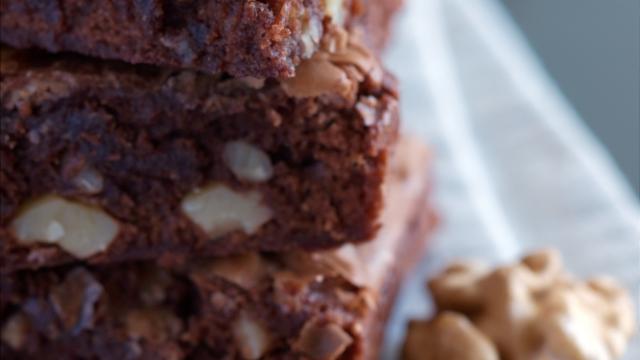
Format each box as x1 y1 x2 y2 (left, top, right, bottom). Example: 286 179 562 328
0 1 435 358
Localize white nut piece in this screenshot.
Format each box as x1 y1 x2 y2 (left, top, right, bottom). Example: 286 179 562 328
402 312 499 360
422 249 636 360
232 311 272 359
181 184 272 238
223 141 274 183
10 195 119 258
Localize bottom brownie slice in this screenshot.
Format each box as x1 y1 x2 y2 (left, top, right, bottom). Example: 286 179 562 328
0 137 435 360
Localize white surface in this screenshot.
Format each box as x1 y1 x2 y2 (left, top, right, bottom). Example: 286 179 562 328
382 0 640 358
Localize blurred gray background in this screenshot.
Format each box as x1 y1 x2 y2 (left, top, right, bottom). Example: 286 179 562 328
501 0 640 197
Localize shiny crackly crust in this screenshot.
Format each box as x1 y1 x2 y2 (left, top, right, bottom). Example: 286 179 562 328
0 137 436 359
0 0 399 78
0 29 398 272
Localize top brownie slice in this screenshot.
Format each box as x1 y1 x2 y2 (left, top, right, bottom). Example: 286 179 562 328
0 0 401 78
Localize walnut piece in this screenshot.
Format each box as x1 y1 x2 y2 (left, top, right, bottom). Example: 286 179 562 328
181 184 272 238
192 254 265 289
282 56 352 98
138 267 174 306
300 11 323 58
1 313 29 350
403 312 498 360
10 195 119 258
232 311 272 360
312 244 369 287
407 249 637 360
223 141 274 183
283 26 380 99
50 268 103 334
293 319 353 360
238 77 265 90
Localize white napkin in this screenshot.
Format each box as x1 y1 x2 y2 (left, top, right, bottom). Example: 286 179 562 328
381 0 640 358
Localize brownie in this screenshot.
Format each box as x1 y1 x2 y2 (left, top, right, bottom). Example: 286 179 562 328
0 137 435 360
0 0 401 78
0 28 398 272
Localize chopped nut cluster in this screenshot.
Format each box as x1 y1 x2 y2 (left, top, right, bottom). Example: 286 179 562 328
282 26 380 99
403 249 636 360
10 195 119 258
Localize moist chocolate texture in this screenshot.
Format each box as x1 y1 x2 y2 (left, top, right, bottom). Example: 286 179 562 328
0 0 399 78
0 138 435 359
0 28 399 272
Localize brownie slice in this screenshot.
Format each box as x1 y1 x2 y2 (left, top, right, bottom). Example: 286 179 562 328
0 137 435 360
0 0 402 78
0 28 399 272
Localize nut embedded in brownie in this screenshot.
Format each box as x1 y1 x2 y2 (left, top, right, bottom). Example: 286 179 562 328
0 27 399 272
0 0 402 78
0 137 436 360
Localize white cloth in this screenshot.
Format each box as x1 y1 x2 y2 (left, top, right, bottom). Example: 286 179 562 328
381 0 640 358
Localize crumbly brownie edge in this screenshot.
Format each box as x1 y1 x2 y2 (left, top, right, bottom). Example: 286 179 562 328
0 0 401 77
0 0 325 78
